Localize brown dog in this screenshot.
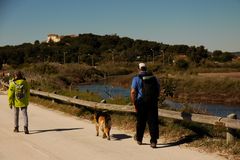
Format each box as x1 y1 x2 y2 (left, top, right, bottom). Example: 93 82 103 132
94 111 112 140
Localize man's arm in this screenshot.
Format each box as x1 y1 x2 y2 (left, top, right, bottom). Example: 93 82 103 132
130 87 137 112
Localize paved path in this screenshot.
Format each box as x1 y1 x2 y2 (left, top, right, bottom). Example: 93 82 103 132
0 92 226 160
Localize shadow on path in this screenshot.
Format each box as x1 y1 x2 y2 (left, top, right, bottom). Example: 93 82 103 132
30 127 83 134
156 134 202 148
111 134 132 141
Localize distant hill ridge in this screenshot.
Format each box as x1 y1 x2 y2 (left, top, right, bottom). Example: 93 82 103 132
0 33 237 67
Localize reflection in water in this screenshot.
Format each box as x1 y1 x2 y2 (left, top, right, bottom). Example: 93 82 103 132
78 84 240 117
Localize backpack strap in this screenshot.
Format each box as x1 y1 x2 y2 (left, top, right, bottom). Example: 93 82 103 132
142 75 155 80
138 74 143 80
138 72 155 81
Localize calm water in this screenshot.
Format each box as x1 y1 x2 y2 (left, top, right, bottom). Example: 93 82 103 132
78 84 240 117
164 99 240 117
78 84 130 99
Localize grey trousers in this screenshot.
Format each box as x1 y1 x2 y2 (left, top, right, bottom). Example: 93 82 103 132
13 107 28 128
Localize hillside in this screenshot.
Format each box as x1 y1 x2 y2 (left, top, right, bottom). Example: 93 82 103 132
0 33 234 68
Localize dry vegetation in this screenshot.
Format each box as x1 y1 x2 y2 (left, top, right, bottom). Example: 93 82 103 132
198 72 240 79
2 62 240 159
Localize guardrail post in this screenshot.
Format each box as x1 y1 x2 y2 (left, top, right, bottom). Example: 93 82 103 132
73 96 78 107
226 113 237 144
52 91 57 103
73 96 78 99
100 99 106 103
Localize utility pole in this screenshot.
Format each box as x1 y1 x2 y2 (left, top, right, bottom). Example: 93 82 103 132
88 54 94 66
151 49 155 64
112 54 115 64
153 51 155 64
161 50 165 66
63 52 66 64
108 49 115 64
91 54 94 66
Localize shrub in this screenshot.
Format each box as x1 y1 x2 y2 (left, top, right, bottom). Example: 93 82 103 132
175 59 189 70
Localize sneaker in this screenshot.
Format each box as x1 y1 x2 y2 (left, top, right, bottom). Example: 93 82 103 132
150 143 157 148
24 127 29 134
13 127 19 133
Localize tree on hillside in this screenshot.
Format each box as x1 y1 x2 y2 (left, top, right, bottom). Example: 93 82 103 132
0 47 9 65
34 40 40 46
77 33 101 49
172 45 189 53
115 37 134 51
99 34 120 51
175 59 189 70
1 33 229 66
0 57 3 70
211 50 234 62
221 52 234 62
187 46 208 64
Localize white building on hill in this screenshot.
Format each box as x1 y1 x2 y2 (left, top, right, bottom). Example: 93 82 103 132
47 34 61 43
47 34 78 43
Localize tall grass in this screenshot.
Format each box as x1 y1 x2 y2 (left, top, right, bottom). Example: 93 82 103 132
177 76 240 94
98 62 134 76
20 63 105 92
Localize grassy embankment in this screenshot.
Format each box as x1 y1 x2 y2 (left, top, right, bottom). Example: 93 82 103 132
166 73 240 105
153 60 240 105
4 61 240 105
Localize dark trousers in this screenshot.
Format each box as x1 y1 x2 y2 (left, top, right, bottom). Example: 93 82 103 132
136 100 159 143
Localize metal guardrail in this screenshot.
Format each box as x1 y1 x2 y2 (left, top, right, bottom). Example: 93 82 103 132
1 80 239 143
29 89 239 129
1 80 240 129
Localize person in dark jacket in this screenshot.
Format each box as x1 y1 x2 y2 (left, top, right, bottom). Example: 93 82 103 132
130 63 160 148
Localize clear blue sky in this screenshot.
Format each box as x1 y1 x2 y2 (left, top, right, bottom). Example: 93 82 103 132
0 0 240 52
